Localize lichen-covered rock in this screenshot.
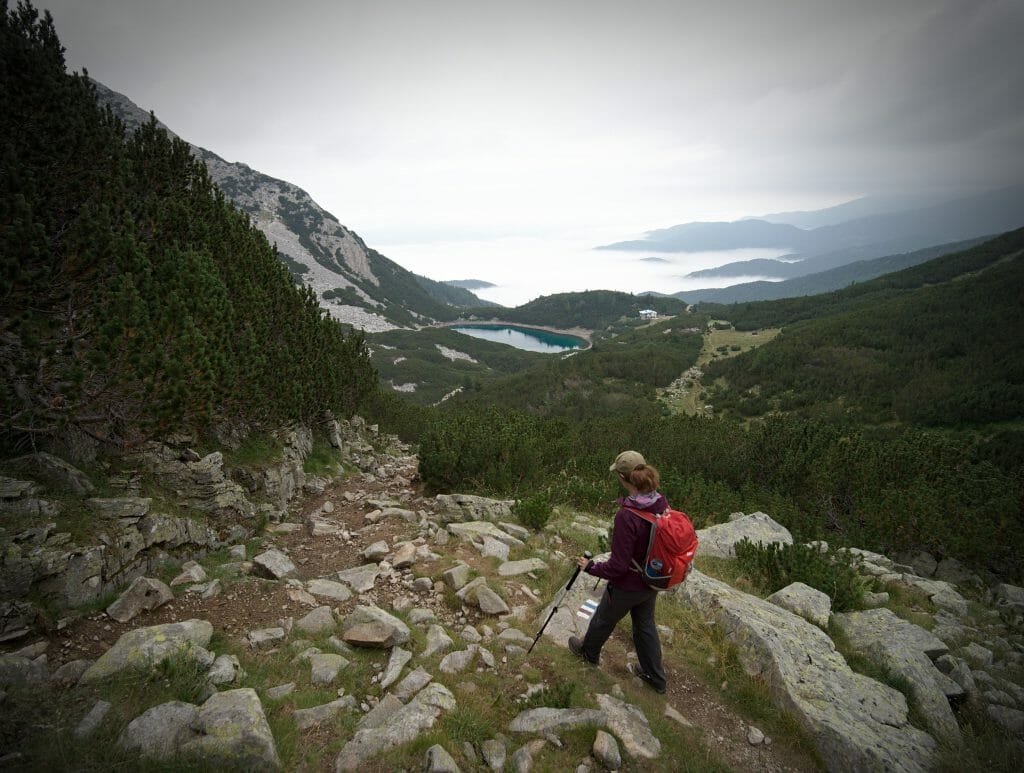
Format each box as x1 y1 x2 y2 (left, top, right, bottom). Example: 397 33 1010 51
592 729 622 770
498 559 548 577
676 571 936 772
425 744 462 773
293 696 356 730
106 576 173 623
380 646 412 689
696 512 793 558
440 646 478 674
253 549 297 580
595 694 660 759
334 683 456 771
341 605 410 648
9 452 93 494
179 688 281 770
336 564 380 593
0 653 48 687
423 624 455 658
81 619 213 683
295 606 337 636
766 582 832 629
119 701 198 759
832 608 959 742
508 707 604 734
475 586 511 616
434 494 515 524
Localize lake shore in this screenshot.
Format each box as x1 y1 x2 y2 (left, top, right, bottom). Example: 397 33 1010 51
435 319 593 349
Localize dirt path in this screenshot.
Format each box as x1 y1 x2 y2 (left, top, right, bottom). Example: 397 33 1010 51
45 455 820 772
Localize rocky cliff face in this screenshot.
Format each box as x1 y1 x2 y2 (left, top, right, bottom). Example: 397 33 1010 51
94 82 474 332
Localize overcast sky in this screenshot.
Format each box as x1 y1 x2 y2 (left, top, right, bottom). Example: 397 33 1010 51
41 0 1024 249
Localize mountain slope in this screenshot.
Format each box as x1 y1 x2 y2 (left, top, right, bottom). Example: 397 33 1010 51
94 83 485 331
664 236 987 304
702 229 1024 427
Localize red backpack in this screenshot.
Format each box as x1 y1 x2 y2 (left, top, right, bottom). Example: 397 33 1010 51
626 507 698 591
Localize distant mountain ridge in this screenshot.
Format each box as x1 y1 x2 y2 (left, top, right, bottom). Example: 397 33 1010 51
599 185 1024 282
94 82 485 331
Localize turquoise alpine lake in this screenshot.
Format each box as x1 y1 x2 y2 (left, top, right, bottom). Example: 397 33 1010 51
452 324 586 353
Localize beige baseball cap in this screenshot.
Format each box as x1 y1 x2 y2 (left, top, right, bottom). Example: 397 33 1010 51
610 450 646 475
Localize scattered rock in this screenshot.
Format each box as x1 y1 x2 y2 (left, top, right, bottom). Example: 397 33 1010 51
593 729 622 770
248 627 287 650
423 625 455 658
498 559 548 577
392 666 433 700
294 696 357 730
361 541 390 562
442 564 472 591
311 654 350 685
266 683 296 700
424 744 462 773
119 700 198 760
336 564 381 593
509 707 604 734
307 578 353 602
696 511 792 558
82 619 213 683
295 606 337 636
341 605 410 648
481 738 507 771
74 700 112 738
208 654 244 685
253 549 298 580
179 688 281 770
106 577 173 623
596 694 660 759
170 561 208 587
475 586 511 616
766 582 832 629
440 646 478 674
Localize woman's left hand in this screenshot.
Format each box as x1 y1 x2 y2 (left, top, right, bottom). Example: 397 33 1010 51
576 556 591 569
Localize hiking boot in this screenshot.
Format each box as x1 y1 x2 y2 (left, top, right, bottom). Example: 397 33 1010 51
629 662 666 694
568 636 597 664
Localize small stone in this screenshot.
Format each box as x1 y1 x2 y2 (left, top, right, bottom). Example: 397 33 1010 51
424 744 462 773
593 730 621 770
74 700 112 738
747 725 765 745
265 683 296 700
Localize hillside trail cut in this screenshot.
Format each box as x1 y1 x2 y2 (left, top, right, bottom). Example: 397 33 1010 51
43 453 818 772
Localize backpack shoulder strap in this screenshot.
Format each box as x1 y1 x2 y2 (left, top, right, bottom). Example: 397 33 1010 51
624 506 662 524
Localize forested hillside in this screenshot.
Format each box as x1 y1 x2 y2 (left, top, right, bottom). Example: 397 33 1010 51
702 230 1024 426
486 290 686 331
0 5 376 452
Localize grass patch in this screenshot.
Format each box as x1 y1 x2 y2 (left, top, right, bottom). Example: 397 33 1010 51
303 436 343 477
223 433 285 469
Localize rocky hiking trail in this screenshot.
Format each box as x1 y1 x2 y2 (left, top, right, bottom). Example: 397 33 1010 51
6 447 819 772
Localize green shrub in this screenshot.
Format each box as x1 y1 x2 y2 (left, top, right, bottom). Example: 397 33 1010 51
733 538 865 611
520 679 576 710
515 489 554 531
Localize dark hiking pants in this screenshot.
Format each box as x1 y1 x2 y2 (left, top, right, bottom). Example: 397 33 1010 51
580 583 666 690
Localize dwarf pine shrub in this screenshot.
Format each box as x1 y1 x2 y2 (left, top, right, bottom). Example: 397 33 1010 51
514 489 554 531
733 538 865 612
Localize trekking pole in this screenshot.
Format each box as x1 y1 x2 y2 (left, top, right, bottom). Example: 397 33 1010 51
527 551 592 655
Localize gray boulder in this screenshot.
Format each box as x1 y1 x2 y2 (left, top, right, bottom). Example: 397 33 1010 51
361 540 390 562
208 654 244 685
179 688 281 770
74 700 112 738
499 558 548 577
341 605 410 648
481 739 507 771
448 521 524 547
392 666 433 700
479 536 510 561
592 729 622 770
248 627 287 650
310 653 349 685
832 608 959 743
696 512 792 558
336 564 380 593
253 549 298 580
434 494 515 524
380 646 412 689
106 577 174 623
82 619 213 683
766 582 832 629
676 571 936 772
423 624 455 658
596 694 660 759
509 707 604 734
295 606 337 636
442 563 472 590
475 586 511 616
294 696 356 730
440 645 478 674
306 578 353 602
425 744 462 773
119 701 198 759
335 683 456 771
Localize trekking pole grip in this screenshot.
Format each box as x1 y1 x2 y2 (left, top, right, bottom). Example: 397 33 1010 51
565 550 592 593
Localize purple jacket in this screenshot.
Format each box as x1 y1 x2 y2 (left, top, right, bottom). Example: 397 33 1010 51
585 493 669 592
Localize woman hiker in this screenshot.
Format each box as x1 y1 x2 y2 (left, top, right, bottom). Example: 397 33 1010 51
568 450 667 694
